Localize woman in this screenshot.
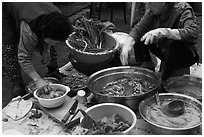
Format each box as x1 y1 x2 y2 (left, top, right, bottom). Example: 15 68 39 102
2 2 73 97
120 2 199 81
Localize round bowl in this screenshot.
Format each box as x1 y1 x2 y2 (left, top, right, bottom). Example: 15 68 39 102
167 99 185 116
87 66 161 111
66 32 118 64
33 84 70 108
26 77 60 93
71 57 112 76
163 75 202 101
139 93 202 135
81 103 137 135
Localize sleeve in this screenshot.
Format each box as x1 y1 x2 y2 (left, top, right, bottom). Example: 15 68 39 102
129 10 154 43
18 21 38 75
178 8 198 43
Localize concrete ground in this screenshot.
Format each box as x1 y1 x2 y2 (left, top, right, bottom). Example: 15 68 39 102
2 2 202 108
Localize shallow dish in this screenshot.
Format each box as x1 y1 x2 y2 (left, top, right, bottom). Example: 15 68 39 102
139 93 202 135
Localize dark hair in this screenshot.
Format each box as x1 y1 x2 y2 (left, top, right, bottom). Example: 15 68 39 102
29 12 73 54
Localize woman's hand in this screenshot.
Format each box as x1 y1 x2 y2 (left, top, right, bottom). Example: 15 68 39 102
35 78 51 94
120 36 135 65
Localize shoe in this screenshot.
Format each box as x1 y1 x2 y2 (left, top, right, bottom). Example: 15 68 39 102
11 81 27 98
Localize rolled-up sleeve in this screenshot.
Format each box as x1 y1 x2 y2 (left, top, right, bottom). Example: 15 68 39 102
178 8 198 43
18 21 38 74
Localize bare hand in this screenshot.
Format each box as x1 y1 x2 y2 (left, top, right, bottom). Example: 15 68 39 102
141 28 170 45
36 78 52 94
120 36 135 65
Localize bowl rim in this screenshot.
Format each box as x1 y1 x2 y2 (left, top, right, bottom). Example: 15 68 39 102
83 102 137 134
66 32 118 56
139 93 202 130
33 84 70 101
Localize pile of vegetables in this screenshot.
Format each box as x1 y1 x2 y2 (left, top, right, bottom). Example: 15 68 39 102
102 77 157 96
78 113 130 135
60 72 88 90
69 16 115 53
37 87 65 99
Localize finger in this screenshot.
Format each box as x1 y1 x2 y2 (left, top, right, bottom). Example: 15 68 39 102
150 35 155 44
120 54 127 65
120 54 125 65
38 88 44 94
144 35 152 45
141 33 148 42
43 86 49 94
47 85 53 91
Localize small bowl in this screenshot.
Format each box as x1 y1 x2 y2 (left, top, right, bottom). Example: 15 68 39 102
33 84 70 108
168 100 185 116
81 103 137 135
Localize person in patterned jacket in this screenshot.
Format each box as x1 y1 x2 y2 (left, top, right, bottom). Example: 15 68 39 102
2 2 72 97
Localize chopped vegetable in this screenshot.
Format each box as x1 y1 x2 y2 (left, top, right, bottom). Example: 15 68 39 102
78 114 130 135
60 72 88 90
102 76 157 96
37 88 65 99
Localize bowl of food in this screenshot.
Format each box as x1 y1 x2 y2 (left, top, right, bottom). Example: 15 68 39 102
33 84 70 108
66 32 117 64
87 66 161 111
26 77 60 93
60 72 88 92
66 17 118 65
163 75 202 101
78 103 137 135
139 93 202 135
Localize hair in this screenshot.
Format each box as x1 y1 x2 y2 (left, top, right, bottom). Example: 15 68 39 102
29 12 73 54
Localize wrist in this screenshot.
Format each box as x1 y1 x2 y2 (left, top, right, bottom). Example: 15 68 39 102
166 28 181 40
166 28 171 38
29 72 42 82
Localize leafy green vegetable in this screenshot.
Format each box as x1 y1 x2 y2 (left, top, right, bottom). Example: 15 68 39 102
72 16 115 52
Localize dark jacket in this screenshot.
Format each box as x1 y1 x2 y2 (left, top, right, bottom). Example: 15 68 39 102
129 2 199 80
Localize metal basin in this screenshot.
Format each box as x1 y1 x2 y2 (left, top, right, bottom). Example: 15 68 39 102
163 75 202 101
87 66 161 111
139 93 202 135
66 32 117 64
